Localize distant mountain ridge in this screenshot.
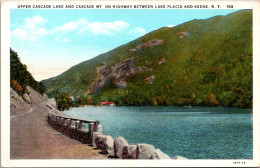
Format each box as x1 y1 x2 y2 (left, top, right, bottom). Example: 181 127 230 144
42 10 252 108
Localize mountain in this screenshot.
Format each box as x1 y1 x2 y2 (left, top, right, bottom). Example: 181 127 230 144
42 10 252 108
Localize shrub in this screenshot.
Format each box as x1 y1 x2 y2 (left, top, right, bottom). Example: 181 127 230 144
11 80 23 95
75 95 93 106
219 91 235 107
55 93 72 111
205 93 219 106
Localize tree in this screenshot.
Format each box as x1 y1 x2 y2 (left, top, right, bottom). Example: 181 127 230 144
10 48 46 95
55 93 72 111
75 95 93 106
205 92 219 106
11 80 23 95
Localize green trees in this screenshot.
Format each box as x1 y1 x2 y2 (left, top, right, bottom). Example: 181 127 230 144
219 86 252 108
74 95 93 107
42 10 252 108
55 93 72 111
10 48 46 95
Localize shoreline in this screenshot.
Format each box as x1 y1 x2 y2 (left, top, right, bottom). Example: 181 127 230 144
67 105 253 112
63 105 252 159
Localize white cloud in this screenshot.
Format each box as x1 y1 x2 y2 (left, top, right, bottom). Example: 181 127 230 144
80 20 129 35
24 15 47 30
54 19 129 35
32 28 52 37
11 28 27 39
166 25 175 28
11 15 51 41
113 21 130 30
11 15 130 42
128 27 147 36
55 18 88 33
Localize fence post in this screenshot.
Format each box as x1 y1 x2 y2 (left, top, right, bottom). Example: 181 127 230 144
95 123 102 134
66 119 71 136
77 121 83 130
89 123 94 144
55 116 59 123
75 120 79 129
47 114 102 145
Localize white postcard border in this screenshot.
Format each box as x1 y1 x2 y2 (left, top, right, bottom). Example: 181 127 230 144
1 0 260 167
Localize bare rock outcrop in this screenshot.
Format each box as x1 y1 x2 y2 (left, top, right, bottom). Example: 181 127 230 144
11 86 50 116
46 98 57 109
130 39 164 52
158 58 166 65
24 86 48 104
90 62 111 94
177 32 189 38
89 58 151 94
11 88 31 116
145 75 155 84
22 93 31 103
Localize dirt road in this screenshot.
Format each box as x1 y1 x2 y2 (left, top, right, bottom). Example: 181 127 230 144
10 102 107 159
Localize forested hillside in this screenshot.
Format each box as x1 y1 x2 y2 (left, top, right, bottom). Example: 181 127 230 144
42 10 252 108
10 49 46 95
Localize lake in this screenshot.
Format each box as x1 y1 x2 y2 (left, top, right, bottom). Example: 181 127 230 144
64 106 252 159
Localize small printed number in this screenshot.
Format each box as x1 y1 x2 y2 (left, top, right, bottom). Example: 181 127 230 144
233 161 246 164
227 5 233 8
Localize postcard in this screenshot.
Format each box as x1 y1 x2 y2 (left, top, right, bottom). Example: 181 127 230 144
1 0 260 167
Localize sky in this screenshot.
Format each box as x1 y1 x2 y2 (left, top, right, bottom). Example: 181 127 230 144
10 9 240 81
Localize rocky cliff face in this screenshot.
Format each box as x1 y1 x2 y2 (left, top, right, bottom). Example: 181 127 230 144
11 88 31 116
11 86 49 116
23 86 48 104
89 58 151 94
129 39 164 52
88 40 164 94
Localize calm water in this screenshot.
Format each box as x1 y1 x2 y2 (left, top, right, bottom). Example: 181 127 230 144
64 106 252 159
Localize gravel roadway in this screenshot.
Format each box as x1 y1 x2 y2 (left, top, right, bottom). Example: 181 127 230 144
10 102 107 159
